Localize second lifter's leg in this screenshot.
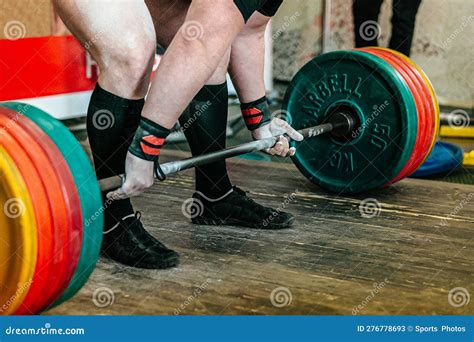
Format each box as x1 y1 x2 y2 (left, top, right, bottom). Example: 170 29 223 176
53 0 179 269
353 0 384 48
389 0 422 56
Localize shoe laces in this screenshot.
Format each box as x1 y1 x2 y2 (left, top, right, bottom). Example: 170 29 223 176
233 186 257 204
125 211 169 250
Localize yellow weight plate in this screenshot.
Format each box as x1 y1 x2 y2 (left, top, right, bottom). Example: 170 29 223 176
464 151 474 166
440 126 474 138
375 48 440 162
0 146 37 315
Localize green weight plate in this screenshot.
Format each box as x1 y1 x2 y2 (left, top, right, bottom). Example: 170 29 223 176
0 102 103 306
283 50 418 194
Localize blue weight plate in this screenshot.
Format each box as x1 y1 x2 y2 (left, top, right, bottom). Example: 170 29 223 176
410 142 463 178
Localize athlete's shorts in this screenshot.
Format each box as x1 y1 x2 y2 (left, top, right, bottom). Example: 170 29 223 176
234 0 284 22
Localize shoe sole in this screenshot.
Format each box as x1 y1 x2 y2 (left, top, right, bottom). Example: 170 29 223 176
102 253 180 270
192 216 295 230
134 256 180 270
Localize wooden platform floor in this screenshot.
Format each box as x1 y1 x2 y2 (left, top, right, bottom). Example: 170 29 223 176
48 152 474 315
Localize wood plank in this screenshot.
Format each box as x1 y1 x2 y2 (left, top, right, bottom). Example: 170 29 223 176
48 152 474 315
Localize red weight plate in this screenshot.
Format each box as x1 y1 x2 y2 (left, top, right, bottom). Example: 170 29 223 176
375 50 428 181
0 119 46 313
11 113 82 314
372 48 440 165
358 48 426 183
14 113 83 313
376 49 436 171
0 112 68 315
0 108 82 314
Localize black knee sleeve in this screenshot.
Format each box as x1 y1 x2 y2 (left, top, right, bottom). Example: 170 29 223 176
87 84 144 224
179 82 232 198
87 84 144 179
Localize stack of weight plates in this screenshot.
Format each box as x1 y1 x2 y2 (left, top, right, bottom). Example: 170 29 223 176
0 103 103 315
284 48 439 193
358 48 440 185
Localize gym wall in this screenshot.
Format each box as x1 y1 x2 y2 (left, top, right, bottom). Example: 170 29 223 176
0 0 52 38
273 0 474 108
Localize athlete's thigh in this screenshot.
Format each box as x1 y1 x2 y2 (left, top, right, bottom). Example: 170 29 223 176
145 0 190 48
52 0 156 62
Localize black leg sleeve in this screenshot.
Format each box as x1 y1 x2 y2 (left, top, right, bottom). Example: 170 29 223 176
389 0 422 56
179 82 233 199
353 0 384 48
86 84 144 226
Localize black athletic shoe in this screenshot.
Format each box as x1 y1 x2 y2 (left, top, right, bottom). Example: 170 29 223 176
191 186 295 229
101 212 179 269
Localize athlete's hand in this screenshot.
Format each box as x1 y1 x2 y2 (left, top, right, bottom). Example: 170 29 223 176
252 118 303 157
106 152 155 200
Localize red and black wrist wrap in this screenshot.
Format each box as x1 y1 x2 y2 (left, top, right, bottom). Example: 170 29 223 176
129 118 170 162
240 96 272 131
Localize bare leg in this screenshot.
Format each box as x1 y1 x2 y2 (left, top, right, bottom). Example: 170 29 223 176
140 0 244 130
52 0 179 269
229 12 268 103
53 0 156 99
147 0 234 197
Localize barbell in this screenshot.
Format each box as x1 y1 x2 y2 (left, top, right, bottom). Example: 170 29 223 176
0 48 439 314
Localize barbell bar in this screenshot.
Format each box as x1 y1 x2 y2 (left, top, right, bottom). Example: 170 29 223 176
98 111 357 192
